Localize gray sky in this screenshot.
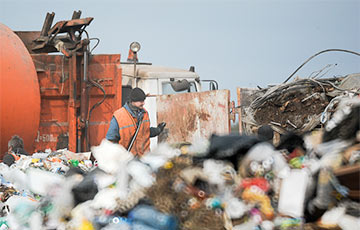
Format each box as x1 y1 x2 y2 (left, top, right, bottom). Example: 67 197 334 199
1 0 359 101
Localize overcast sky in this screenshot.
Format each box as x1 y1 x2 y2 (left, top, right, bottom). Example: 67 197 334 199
1 0 359 101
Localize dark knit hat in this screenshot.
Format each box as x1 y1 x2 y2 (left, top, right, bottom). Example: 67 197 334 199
129 87 146 102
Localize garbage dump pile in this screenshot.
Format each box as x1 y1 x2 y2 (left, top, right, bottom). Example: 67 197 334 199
242 73 360 135
0 99 360 230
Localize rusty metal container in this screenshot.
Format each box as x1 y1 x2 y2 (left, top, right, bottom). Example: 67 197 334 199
0 23 41 157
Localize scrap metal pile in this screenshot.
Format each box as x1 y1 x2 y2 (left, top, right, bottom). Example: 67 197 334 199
0 98 359 230
241 73 360 135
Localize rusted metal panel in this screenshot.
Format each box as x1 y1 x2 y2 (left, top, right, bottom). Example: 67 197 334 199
49 17 93 34
157 90 230 144
31 54 121 152
14 31 42 54
87 54 122 149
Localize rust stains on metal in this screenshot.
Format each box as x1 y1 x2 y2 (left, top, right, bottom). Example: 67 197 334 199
28 11 94 57
199 112 210 121
157 90 230 144
187 113 197 133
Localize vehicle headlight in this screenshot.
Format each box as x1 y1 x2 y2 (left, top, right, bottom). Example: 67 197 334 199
130 42 141 53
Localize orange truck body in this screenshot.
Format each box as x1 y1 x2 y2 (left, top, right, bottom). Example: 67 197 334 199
31 53 122 153
0 22 122 157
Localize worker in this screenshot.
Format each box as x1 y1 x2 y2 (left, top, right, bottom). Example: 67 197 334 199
106 87 166 157
2 135 28 166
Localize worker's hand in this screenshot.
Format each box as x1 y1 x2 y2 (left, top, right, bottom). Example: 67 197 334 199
157 122 166 133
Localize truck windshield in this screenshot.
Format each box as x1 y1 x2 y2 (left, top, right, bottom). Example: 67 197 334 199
162 81 197 95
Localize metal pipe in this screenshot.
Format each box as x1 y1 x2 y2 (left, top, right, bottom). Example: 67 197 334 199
80 49 90 151
134 52 138 87
84 50 88 81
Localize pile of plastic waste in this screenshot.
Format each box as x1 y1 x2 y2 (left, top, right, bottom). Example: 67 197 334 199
0 97 359 230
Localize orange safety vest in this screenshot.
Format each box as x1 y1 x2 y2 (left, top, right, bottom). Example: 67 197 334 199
9 152 20 161
113 107 150 157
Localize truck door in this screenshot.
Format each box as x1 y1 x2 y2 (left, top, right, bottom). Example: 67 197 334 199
156 89 231 144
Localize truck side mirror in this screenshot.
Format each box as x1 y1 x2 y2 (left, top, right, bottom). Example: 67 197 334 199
201 80 219 91
170 79 190 92
210 82 216 91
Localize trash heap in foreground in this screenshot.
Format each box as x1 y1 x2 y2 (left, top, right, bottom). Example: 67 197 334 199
0 97 359 230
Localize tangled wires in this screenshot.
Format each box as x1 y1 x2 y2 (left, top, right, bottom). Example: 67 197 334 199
243 78 343 134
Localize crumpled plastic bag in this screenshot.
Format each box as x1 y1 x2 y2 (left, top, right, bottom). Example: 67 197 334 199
91 139 133 174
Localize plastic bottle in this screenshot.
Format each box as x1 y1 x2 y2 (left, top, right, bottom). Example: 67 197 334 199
128 205 177 230
131 221 159 230
69 159 79 167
